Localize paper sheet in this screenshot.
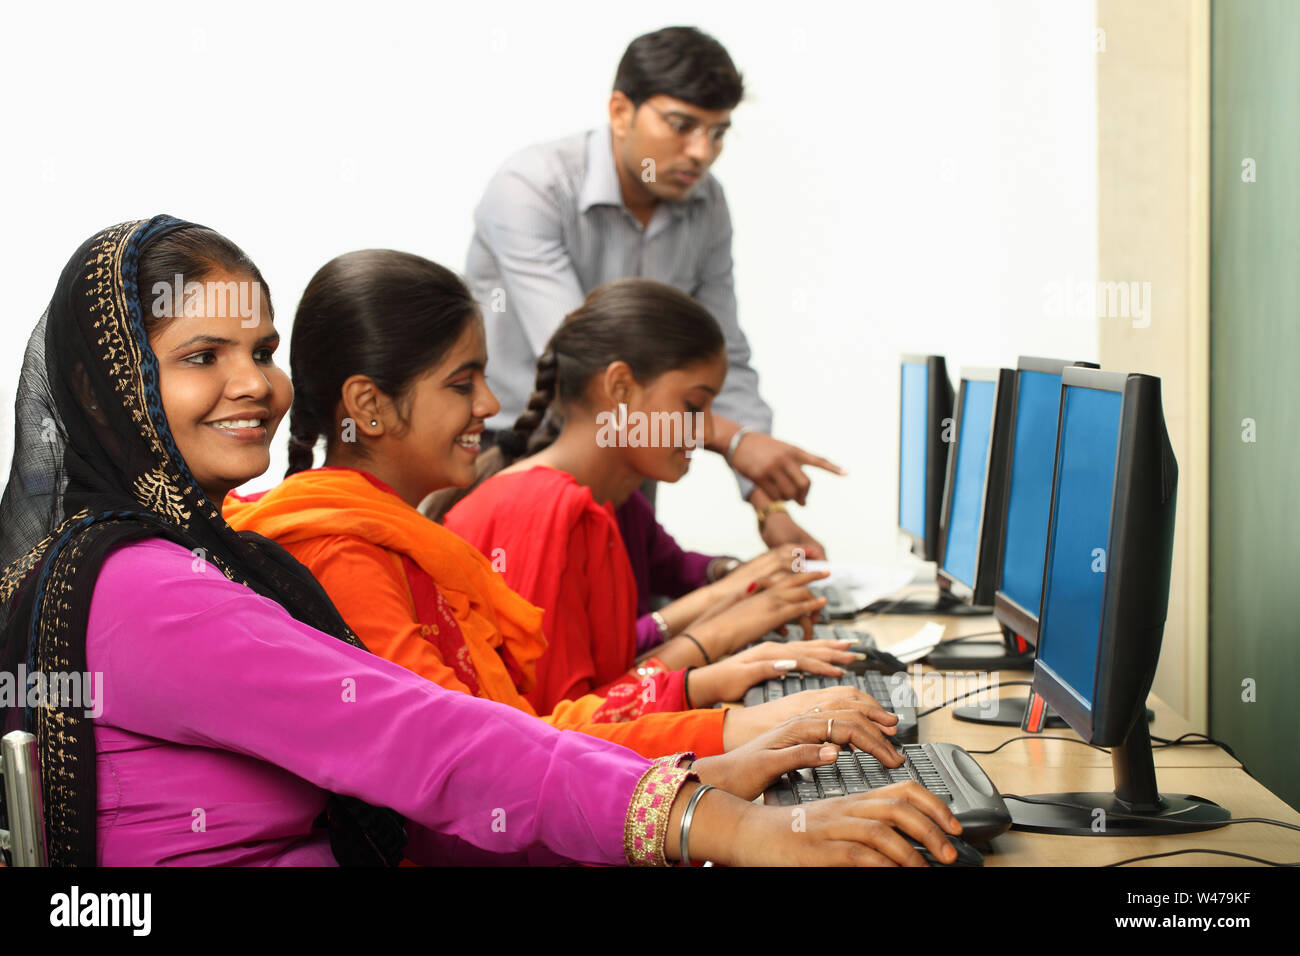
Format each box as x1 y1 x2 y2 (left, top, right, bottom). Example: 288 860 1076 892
887 622 948 663
803 562 915 611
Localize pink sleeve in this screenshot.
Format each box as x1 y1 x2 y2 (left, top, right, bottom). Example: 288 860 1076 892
86 539 649 866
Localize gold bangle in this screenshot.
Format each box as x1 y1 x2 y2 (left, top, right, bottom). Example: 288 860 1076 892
756 500 788 530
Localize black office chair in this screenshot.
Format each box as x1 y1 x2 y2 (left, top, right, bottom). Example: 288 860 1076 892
1 730 48 866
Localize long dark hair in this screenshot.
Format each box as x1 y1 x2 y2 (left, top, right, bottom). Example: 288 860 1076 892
426 278 725 521
285 250 478 476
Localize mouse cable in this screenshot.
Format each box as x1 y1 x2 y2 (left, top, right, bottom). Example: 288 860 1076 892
966 735 1108 756
1103 848 1296 867
913 680 1033 718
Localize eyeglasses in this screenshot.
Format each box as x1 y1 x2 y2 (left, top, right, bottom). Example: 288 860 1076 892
643 103 729 146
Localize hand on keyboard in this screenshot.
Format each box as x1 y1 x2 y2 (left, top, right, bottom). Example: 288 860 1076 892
734 781 963 867
687 570 829 656
694 709 912 801
686 639 865 707
720 686 900 755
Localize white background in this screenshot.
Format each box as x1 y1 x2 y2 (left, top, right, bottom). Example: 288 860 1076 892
0 0 1097 570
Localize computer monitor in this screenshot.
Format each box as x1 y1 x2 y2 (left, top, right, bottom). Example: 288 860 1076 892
1004 367 1229 835
926 367 1028 668
936 368 1015 607
952 357 1097 717
897 354 953 563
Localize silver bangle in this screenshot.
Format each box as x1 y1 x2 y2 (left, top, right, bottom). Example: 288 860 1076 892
725 426 753 463
650 610 671 642
679 783 715 867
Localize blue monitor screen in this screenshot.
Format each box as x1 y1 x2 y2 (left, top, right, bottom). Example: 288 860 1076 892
899 362 928 539
942 379 996 588
1037 385 1122 708
998 370 1064 618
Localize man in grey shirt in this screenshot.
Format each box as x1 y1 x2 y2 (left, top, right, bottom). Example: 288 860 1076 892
466 26 841 556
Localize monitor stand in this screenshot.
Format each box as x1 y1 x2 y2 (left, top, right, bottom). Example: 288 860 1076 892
863 581 991 617
954 695 1068 727
956 684 1153 728
927 623 1035 671
1004 718 1230 835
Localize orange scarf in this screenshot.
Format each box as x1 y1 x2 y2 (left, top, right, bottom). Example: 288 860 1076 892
224 468 545 713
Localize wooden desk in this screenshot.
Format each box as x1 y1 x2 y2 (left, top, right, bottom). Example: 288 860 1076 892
842 606 1242 769
975 767 1300 867
771 599 1300 865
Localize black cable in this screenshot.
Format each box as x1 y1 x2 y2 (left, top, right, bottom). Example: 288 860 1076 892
914 680 1033 718
967 735 1108 756
1104 848 1297 867
973 733 1233 759
1001 794 1300 833
1152 731 1240 762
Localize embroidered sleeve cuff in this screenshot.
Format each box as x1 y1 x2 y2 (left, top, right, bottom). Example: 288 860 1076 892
623 754 698 866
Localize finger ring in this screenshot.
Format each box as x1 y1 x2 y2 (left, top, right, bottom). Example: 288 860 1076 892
811 707 821 713
827 717 835 741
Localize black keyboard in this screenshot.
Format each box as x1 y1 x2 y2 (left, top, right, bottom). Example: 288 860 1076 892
743 670 918 744
763 742 1013 846
810 584 858 619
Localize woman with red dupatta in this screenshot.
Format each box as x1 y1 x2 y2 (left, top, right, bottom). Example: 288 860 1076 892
446 279 876 716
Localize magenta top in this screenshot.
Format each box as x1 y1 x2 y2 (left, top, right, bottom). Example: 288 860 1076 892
86 538 655 866
614 491 715 654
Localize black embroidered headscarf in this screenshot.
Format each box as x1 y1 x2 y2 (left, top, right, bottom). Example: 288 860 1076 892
0 216 405 866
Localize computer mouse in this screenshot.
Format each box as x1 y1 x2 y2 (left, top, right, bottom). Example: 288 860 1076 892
912 836 984 867
843 647 908 676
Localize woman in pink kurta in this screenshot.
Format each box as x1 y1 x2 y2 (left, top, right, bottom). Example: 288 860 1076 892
87 538 642 865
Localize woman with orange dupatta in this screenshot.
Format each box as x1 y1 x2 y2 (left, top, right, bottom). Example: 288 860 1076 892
225 251 902 764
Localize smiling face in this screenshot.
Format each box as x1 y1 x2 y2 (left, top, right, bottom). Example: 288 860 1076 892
343 316 499 505
610 93 730 203
149 267 289 502
613 351 727 483
394 317 499 492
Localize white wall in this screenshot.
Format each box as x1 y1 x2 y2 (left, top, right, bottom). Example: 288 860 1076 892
0 0 1096 567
